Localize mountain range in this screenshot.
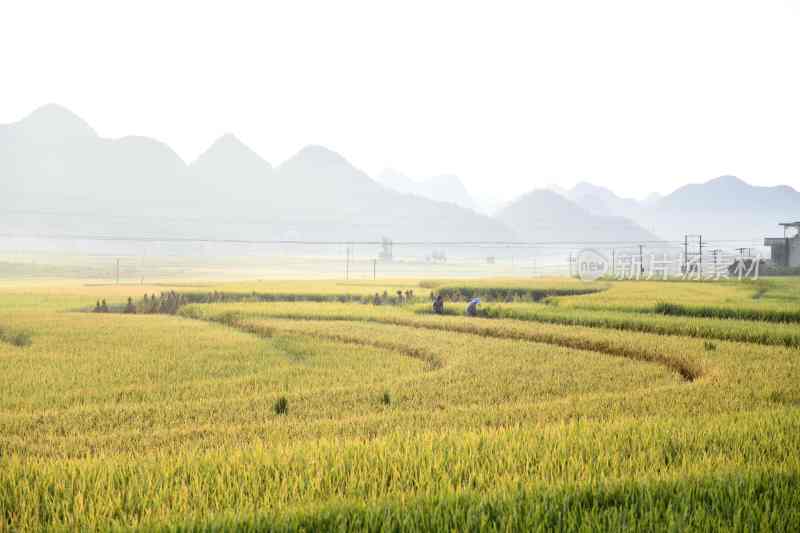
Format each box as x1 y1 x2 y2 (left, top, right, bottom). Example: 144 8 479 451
496 190 659 243
0 105 512 244
642 175 800 240
376 169 483 213
547 178 799 241
2 104 797 252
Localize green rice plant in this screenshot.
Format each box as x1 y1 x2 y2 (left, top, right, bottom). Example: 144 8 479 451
655 301 683 315
436 285 604 302
412 301 800 349
274 396 289 415
0 325 31 347
556 279 800 323
654 301 800 323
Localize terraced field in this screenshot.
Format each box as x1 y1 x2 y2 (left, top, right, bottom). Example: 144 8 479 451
1 277 799 531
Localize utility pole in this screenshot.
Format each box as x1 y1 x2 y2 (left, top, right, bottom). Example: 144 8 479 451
115 258 120 285
684 234 704 276
372 258 376 280
345 247 350 280
684 235 688 273
638 244 645 275
698 235 704 275
611 248 616 275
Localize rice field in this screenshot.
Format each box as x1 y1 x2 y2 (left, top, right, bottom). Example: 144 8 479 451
1 277 799 531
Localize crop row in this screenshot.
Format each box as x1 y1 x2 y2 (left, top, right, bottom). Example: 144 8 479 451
421 302 800 348
435 285 604 302
181 303 708 381
159 472 800 532
3 409 798 530
652 301 800 323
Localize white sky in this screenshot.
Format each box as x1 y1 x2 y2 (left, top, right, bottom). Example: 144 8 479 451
2 0 799 201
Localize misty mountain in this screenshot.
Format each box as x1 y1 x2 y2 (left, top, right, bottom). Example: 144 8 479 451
5 105 795 251
376 169 481 212
495 189 660 243
641 175 800 240
657 175 799 212
272 148 514 241
566 182 642 217
547 182 644 218
0 104 514 245
277 145 388 214
641 192 663 208
188 133 273 211
0 104 190 214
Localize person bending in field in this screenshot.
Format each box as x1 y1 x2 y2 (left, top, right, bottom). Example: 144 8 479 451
433 294 445 314
465 298 480 317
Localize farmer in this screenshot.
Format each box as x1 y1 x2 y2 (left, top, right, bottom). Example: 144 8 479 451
432 294 445 314
465 298 480 317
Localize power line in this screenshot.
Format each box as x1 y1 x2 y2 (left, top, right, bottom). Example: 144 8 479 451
0 232 765 248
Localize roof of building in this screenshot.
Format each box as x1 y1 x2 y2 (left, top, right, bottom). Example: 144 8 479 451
779 222 800 228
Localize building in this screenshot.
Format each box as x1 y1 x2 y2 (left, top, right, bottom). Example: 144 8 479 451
764 222 800 267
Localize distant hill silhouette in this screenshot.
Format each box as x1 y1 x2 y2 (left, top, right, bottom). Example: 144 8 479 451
376 169 481 213
495 190 660 243
641 175 800 240
547 182 647 218
566 182 642 217
2 104 796 250
657 175 799 212
0 104 513 244
0 105 188 214
543 176 797 242
641 192 663 208
188 133 273 212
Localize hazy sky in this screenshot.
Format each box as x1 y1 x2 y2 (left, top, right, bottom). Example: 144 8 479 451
2 0 799 201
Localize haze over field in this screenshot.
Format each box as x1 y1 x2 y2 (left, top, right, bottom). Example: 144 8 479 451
2 1 799 201
1 104 797 250
1 1 798 266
